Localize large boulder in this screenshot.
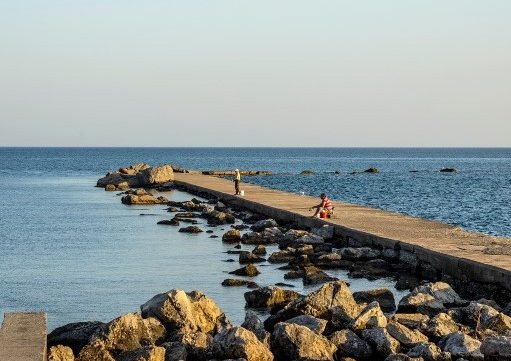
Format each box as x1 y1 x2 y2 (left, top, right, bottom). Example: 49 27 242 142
480 336 511 360
222 229 241 243
202 210 235 225
268 249 296 263
241 311 270 345
170 331 213 361
76 338 114 361
424 313 459 339
392 314 430 330
285 315 328 334
251 219 278 232
212 327 274 361
47 345 74 361
137 165 174 186
338 247 381 261
271 323 337 361
229 264 260 277
398 292 445 317
438 332 482 359
407 342 451 361
361 327 400 358
386 321 429 348
48 321 106 355
121 193 168 205
140 289 231 334
161 342 188 361
413 282 463 306
244 286 301 309
350 301 388 332
480 312 511 335
353 288 396 313
329 329 373 360
101 312 165 352
116 345 165 361
303 266 338 285
239 251 266 264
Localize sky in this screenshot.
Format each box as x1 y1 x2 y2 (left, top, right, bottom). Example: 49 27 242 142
0 1 510 147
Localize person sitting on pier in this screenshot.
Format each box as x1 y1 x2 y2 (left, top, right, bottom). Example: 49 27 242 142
310 193 334 218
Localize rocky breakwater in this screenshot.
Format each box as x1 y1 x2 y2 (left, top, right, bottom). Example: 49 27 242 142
46 281 511 361
97 163 175 191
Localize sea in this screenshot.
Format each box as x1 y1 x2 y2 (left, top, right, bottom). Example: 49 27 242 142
0 147 509 330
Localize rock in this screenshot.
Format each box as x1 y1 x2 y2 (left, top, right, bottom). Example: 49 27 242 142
140 289 231 334
481 312 511 335
350 259 394 280
286 315 328 334
361 327 400 357
311 225 335 240
252 245 267 255
456 301 500 328
178 226 203 233
414 282 463 306
239 251 266 264
384 354 423 361
364 168 379 173
48 345 74 361
48 321 106 355
338 247 381 261
480 336 511 360
241 311 270 345
170 331 213 361
407 342 451 361
268 249 296 263
353 288 396 313
329 329 373 360
303 266 338 285
351 301 388 332
100 312 165 352
174 212 201 218
386 321 429 348
137 165 174 185
313 252 351 269
271 323 337 361
251 219 279 232
222 279 259 288
203 210 236 225
229 264 260 277
244 286 301 309
116 345 165 361
300 170 315 175
438 332 482 359
105 184 116 191
396 274 421 291
157 219 180 226
212 327 273 361
222 229 241 243
424 313 459 339
392 314 430 330
241 228 283 245
121 193 168 205
398 292 445 317
283 229 310 242
161 342 188 361
294 234 325 245
440 168 456 173
76 338 114 361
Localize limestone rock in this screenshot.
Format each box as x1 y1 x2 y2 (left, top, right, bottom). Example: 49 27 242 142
229 264 260 277
413 282 463 306
361 327 400 357
481 312 511 334
438 332 482 359
171 331 212 361
116 345 165 361
222 279 259 288
283 229 309 242
407 342 451 361
102 312 165 352
241 311 270 345
398 292 445 316
178 226 203 233
252 245 267 255
203 210 236 225
137 165 174 185
212 326 273 361
329 329 373 360
349 259 394 280
222 229 241 243
251 219 278 232
268 249 296 263
392 314 429 330
303 265 338 285
76 339 115 361
351 301 388 332
286 315 328 334
271 323 337 361
121 193 168 205
354 288 396 313
311 225 335 239
480 336 511 359
48 321 106 355
239 251 266 264
424 313 458 339
386 321 429 348
161 342 188 361
244 286 301 309
140 289 231 334
338 247 381 261
48 345 74 361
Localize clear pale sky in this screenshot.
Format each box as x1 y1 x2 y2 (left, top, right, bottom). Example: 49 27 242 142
1 1 510 147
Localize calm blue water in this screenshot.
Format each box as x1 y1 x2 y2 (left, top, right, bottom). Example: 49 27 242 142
0 147 509 330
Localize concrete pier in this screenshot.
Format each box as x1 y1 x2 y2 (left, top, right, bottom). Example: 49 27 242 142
174 173 511 292
0 312 47 361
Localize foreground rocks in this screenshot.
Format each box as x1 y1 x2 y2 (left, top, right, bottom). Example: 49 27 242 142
48 280 510 361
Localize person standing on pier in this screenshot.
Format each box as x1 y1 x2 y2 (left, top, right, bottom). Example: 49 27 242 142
234 169 241 195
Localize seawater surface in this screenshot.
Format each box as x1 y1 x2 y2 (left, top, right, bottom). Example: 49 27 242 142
0 147 509 330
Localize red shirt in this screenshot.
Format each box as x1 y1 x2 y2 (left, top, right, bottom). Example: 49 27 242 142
321 197 332 209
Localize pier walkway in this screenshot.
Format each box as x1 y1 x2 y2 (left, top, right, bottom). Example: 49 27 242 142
174 173 511 291
0 312 47 361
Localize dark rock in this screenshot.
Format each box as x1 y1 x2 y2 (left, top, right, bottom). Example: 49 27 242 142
209 235 219 238
285 315 327 334
438 332 482 359
212 326 273 361
47 321 105 355
241 311 270 345
303 265 338 285
439 168 456 173
339 247 381 261
162 341 188 361
222 279 259 288
157 219 180 226
244 286 301 309
300 170 315 175
364 168 379 173
480 336 511 360
361 327 400 358
252 245 266 255
202 210 236 225
229 264 260 277
349 259 394 280
239 251 266 264
329 329 373 360
250 219 279 232
222 229 241 243
178 226 203 233
353 288 396 313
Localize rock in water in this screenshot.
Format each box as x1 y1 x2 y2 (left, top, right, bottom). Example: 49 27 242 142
178 226 203 233
222 229 241 243
212 327 274 361
271 323 337 361
239 251 266 264
229 264 260 277
244 286 301 309
121 193 169 205
140 289 231 334
137 165 174 185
